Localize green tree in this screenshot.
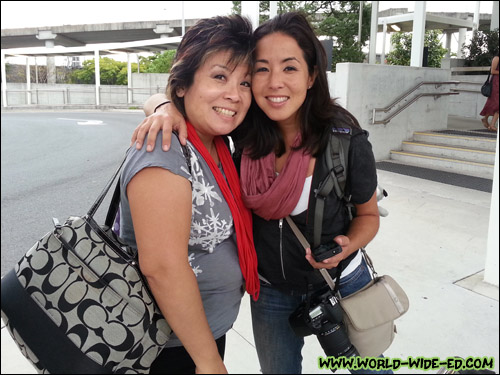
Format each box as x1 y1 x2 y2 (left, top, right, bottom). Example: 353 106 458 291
314 1 371 71
461 29 499 67
141 50 177 73
386 30 448 68
70 57 130 84
70 58 150 85
70 59 96 84
231 1 371 71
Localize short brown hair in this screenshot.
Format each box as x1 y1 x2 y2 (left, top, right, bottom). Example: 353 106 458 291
166 15 254 117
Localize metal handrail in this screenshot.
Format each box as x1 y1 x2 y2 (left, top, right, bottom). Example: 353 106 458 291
450 88 481 93
374 81 461 113
372 92 459 125
371 81 461 125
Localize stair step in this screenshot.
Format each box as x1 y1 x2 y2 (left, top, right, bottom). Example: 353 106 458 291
413 131 496 151
402 141 495 164
376 160 493 192
390 150 493 179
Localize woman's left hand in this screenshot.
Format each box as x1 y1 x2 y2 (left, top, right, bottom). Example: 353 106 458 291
305 235 349 269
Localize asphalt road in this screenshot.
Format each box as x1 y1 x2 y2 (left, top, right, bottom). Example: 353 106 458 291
1 110 146 276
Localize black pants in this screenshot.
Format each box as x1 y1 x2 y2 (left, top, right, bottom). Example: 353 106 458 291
149 335 226 374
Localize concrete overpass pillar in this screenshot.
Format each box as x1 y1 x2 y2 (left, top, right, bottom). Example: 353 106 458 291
127 53 132 104
1 52 7 107
410 1 426 67
241 1 260 30
369 1 378 64
269 1 278 18
47 56 56 84
381 20 387 65
94 50 100 106
37 30 57 84
473 1 480 31
26 57 31 105
492 1 499 30
445 31 452 58
457 28 467 58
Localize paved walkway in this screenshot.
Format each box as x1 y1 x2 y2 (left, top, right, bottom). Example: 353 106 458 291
2 115 498 374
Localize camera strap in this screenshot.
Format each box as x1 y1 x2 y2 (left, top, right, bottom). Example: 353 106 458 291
285 216 341 292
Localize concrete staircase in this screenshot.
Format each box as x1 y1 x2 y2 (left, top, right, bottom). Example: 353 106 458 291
387 130 496 180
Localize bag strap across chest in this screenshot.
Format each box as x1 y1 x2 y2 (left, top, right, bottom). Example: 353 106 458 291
312 126 353 250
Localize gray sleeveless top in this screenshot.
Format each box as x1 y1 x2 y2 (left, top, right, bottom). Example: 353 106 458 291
119 132 244 348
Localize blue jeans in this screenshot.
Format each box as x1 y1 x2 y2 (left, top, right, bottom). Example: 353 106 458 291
251 257 393 374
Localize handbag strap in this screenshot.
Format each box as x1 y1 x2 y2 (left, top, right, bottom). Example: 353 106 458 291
380 277 406 314
88 152 128 219
90 133 193 225
360 248 378 278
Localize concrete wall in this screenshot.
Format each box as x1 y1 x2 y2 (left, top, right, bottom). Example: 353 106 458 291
330 63 452 161
130 73 169 104
449 74 488 119
1 73 170 107
2 83 128 106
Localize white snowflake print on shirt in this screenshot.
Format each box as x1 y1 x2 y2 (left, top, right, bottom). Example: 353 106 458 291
183 144 233 253
188 253 203 277
190 208 232 252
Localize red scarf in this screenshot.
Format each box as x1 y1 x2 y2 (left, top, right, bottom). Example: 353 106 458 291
240 134 311 220
186 122 259 301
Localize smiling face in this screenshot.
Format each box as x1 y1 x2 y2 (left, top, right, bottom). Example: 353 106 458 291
177 50 252 141
252 32 315 129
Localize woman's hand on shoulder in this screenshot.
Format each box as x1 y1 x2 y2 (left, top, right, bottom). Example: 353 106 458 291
131 102 187 152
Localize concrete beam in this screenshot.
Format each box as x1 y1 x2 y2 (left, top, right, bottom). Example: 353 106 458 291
1 52 6 107
94 50 100 106
369 1 379 64
241 1 260 31
473 1 480 31
410 1 426 68
26 57 31 105
36 30 57 41
492 1 499 30
153 24 174 35
2 36 183 57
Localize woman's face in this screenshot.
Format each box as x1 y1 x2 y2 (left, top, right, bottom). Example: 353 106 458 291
252 32 315 128
178 50 252 140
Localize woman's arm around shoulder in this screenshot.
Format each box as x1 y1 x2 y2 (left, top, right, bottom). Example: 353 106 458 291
131 94 188 152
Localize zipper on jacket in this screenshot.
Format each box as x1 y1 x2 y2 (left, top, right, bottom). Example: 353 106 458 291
279 218 286 280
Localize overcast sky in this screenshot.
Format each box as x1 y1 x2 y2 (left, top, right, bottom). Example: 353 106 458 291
1 1 494 29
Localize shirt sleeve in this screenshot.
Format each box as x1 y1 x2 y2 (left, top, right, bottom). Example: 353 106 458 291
347 130 378 205
121 131 192 197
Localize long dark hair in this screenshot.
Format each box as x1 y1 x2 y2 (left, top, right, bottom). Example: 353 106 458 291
241 12 361 159
166 15 254 118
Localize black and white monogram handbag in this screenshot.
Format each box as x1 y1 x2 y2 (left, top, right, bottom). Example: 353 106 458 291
1 153 171 374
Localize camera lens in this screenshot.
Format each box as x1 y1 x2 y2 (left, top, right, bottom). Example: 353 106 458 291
289 289 359 359
317 321 359 358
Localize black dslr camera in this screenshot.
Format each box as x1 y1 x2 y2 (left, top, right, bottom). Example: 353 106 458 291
289 242 358 359
289 286 359 358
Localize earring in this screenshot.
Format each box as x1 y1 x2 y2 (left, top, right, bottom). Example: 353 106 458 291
308 85 312 89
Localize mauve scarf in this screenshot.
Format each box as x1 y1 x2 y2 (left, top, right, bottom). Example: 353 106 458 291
186 122 259 300
240 134 311 220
